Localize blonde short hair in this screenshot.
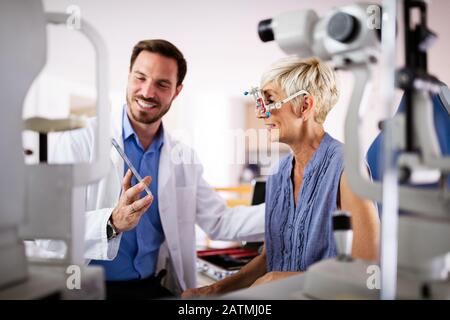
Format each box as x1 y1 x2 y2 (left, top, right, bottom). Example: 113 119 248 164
260 56 339 124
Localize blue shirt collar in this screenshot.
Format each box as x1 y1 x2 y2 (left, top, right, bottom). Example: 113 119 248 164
122 104 164 152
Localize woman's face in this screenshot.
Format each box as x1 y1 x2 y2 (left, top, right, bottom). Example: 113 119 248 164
259 81 301 144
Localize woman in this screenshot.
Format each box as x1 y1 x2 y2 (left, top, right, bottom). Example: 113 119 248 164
182 56 380 297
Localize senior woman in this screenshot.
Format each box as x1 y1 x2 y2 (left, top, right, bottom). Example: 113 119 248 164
182 56 380 298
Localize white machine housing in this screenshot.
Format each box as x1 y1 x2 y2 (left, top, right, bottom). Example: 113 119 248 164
0 0 111 299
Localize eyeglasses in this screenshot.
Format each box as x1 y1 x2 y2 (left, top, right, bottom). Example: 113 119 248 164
244 87 309 118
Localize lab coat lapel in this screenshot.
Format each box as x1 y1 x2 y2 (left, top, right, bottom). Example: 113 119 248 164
158 130 172 192
158 132 185 289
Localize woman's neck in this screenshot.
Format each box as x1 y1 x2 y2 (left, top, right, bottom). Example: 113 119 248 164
289 124 325 172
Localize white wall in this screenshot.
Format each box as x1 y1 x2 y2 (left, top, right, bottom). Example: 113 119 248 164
30 0 449 186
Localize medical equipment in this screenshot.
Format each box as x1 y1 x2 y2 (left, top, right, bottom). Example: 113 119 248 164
0 0 110 299
197 247 259 282
244 87 309 118
253 0 450 299
111 138 153 197
332 211 353 261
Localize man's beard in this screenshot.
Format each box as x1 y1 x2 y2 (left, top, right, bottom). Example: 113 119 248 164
127 94 171 125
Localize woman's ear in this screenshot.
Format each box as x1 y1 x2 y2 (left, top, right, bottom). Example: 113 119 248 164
300 95 314 121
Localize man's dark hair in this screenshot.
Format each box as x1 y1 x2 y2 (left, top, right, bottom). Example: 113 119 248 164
130 39 187 86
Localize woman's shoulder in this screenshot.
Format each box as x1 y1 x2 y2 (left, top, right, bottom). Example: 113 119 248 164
314 133 345 175
323 133 344 159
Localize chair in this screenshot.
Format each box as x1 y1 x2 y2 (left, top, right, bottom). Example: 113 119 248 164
366 84 450 205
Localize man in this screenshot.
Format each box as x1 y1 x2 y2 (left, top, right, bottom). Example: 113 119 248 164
50 39 264 299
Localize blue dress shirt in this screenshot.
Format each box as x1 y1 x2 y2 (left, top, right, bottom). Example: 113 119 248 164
90 106 165 281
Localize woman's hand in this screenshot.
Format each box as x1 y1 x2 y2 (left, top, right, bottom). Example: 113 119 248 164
181 284 220 298
251 271 300 287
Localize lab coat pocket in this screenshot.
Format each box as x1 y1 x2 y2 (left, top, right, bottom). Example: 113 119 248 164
175 186 197 222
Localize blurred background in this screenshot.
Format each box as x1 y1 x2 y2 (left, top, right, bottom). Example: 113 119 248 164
22 0 450 187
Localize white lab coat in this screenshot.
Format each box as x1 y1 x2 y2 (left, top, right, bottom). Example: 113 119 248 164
48 105 265 294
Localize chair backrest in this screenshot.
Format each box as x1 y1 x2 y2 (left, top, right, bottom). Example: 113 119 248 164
251 179 266 205
214 178 268 208
366 85 450 189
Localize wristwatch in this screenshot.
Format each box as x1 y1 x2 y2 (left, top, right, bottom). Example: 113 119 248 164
106 217 119 240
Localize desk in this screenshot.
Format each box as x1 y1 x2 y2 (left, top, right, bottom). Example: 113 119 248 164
0 264 104 299
222 273 308 300
196 272 216 287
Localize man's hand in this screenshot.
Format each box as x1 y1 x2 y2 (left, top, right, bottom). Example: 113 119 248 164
181 285 219 299
111 169 153 233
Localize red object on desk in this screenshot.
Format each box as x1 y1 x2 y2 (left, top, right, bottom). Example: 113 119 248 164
197 247 258 258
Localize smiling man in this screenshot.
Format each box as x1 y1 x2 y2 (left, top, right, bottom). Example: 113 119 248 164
50 39 265 299
125 47 182 150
